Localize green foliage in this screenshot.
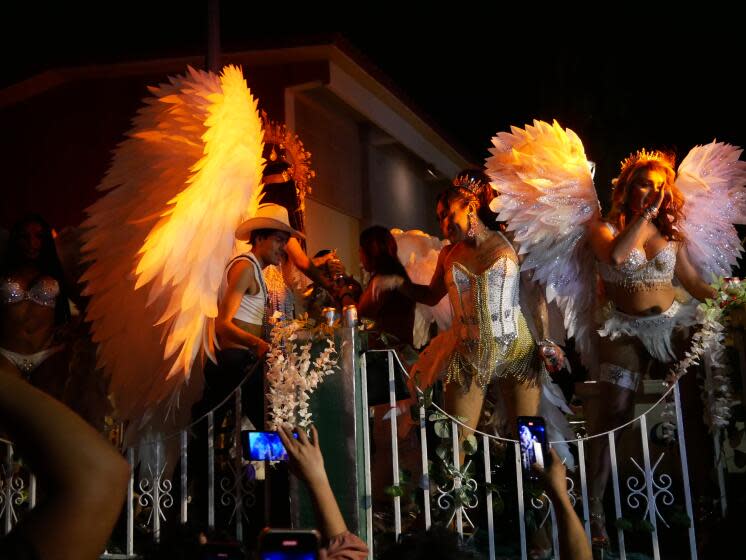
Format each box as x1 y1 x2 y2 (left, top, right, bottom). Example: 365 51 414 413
614 516 655 533
670 509 692 529
384 485 405 497
462 434 478 456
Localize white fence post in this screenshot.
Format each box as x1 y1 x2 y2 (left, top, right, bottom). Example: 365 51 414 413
387 351 402 539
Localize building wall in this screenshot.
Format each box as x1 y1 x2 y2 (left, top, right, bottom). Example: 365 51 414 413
366 141 442 235
304 198 360 279
293 87 445 279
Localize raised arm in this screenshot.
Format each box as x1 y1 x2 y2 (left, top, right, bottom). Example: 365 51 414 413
285 237 335 290
538 448 592 560
605 188 665 265
396 244 450 306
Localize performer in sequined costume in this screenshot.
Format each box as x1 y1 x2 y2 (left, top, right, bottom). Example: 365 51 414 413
485 120 746 547
373 171 565 463
585 151 718 544
0 215 71 398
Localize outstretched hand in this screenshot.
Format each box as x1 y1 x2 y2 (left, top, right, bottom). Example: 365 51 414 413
532 447 567 499
279 424 351 541
278 424 327 488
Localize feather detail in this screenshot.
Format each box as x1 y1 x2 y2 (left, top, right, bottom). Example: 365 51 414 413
80 65 265 424
391 229 453 348
676 142 746 280
485 120 600 363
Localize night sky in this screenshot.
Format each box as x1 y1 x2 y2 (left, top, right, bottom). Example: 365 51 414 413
4 7 744 204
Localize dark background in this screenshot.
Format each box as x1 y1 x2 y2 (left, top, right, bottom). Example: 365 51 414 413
3 6 744 208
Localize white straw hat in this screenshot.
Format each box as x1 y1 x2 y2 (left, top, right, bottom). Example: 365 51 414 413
235 203 305 241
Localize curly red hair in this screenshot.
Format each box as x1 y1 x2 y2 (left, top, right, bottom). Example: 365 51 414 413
605 155 685 241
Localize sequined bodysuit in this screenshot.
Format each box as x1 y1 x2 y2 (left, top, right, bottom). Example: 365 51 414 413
445 256 536 388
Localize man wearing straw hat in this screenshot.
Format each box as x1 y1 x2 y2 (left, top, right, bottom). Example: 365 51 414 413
197 202 304 429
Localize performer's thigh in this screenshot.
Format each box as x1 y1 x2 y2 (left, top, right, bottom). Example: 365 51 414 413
596 334 648 424
598 334 645 374
508 378 541 417
498 377 541 437
443 379 485 433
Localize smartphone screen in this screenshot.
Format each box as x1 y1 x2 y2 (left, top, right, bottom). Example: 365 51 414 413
517 416 548 480
259 529 320 560
241 430 297 461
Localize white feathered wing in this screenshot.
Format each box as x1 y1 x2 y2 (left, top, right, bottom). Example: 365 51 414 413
80 65 265 426
391 228 452 348
485 120 600 367
675 141 746 281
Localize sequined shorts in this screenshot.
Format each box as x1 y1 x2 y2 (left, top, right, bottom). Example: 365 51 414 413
0 345 64 378
446 313 541 390
597 300 698 363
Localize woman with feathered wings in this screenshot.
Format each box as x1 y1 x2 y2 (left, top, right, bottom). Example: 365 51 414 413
485 120 746 545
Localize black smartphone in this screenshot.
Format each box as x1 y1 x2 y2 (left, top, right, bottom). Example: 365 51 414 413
517 416 548 480
258 528 320 560
241 430 299 461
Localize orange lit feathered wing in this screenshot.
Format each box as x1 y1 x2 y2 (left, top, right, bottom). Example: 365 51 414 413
80 65 265 426
485 120 600 367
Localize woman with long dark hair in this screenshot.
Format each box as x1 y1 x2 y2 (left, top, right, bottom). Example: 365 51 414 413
357 225 415 348
0 214 72 398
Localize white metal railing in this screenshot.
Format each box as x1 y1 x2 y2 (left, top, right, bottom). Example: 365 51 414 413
0 331 732 559
361 348 706 560
0 362 261 558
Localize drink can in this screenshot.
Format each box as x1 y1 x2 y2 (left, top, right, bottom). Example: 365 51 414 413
343 304 358 327
322 307 337 327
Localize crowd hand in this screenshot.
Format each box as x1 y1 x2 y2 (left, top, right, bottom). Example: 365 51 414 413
532 447 567 499
370 275 404 300
278 424 327 487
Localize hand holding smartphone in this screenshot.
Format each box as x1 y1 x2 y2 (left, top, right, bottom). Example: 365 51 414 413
517 416 549 481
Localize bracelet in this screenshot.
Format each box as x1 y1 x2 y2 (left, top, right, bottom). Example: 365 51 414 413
538 338 559 348
642 206 658 221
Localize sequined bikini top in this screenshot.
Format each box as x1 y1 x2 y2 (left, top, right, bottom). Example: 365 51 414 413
1 277 60 308
597 224 677 291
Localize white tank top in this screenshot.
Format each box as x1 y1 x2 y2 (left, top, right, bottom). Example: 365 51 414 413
221 253 267 326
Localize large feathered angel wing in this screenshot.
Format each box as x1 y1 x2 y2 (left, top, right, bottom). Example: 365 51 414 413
80 65 265 424
391 229 452 348
675 141 746 281
485 120 600 361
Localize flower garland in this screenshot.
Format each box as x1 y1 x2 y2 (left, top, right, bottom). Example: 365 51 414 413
662 278 745 439
265 313 338 430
